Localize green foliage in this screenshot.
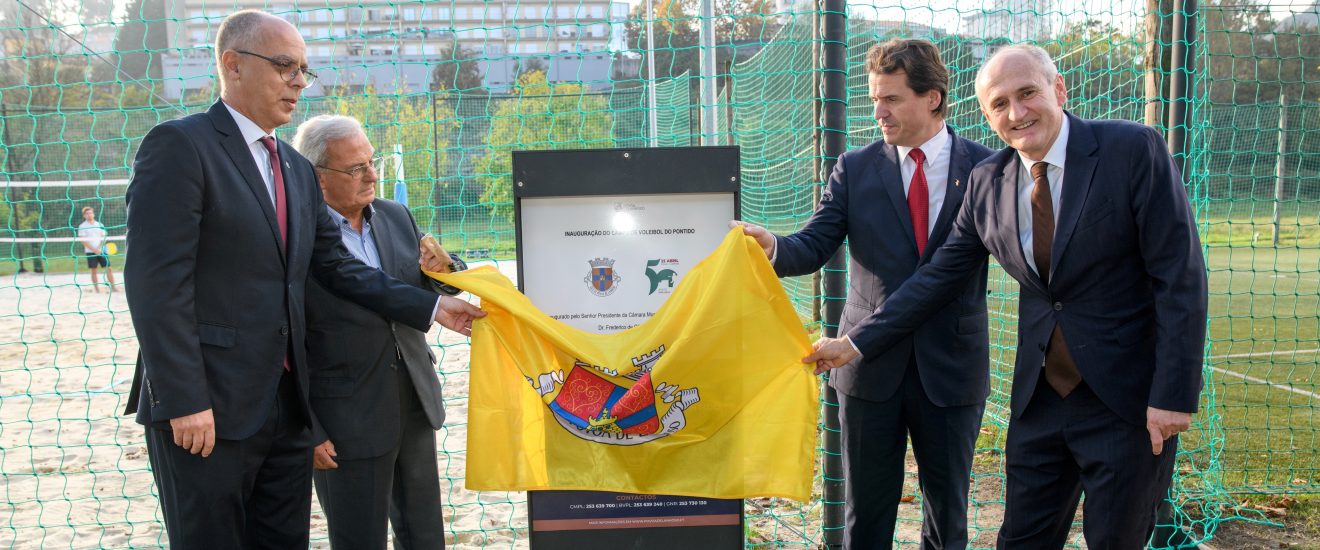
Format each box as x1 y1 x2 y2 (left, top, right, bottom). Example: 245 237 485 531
430 44 484 93
330 87 457 232
477 71 614 222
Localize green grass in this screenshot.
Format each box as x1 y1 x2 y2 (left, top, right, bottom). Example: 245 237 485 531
1197 246 1320 492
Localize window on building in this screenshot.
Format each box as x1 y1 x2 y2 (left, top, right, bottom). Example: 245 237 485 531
591 5 604 18
556 6 569 18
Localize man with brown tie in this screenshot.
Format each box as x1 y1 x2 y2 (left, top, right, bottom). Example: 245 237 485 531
804 44 1208 548
124 10 482 548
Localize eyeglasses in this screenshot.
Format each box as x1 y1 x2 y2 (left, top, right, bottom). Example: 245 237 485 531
318 156 384 179
235 50 318 87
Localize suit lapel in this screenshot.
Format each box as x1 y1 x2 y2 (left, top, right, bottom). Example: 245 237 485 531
277 139 300 269
370 201 397 271
1050 114 1100 280
925 128 968 261
1001 156 1047 294
876 143 918 257
210 102 286 266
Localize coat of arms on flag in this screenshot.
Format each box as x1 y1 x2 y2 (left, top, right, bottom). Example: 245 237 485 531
533 345 700 445
428 228 819 501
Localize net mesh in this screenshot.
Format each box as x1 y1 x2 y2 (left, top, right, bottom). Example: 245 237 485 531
1 0 1317 547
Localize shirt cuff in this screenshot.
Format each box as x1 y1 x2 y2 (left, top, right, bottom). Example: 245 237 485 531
430 295 443 326
769 238 778 264
844 335 862 359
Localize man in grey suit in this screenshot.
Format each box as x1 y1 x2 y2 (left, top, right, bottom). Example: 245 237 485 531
806 45 1208 548
292 115 455 549
739 38 993 549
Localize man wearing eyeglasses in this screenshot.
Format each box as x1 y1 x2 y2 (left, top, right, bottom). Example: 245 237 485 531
292 114 456 549
123 10 483 548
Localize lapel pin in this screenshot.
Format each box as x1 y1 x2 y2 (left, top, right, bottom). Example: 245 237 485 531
954 179 961 187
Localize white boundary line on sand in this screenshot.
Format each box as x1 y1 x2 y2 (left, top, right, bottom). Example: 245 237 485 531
1209 348 1320 401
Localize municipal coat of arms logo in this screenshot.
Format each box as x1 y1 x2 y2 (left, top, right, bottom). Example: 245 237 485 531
585 257 622 296
527 345 701 445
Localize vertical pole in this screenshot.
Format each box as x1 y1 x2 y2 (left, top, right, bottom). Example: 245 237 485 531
698 0 717 144
811 8 822 326
645 0 659 147
1166 0 1196 180
1155 1 1200 546
2 102 28 273
820 0 847 545
1272 94 1286 246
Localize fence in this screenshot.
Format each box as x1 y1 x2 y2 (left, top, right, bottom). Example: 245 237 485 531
1 0 1317 547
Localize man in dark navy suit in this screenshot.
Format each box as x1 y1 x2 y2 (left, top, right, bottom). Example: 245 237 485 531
123 10 482 549
805 44 1208 548
739 38 993 549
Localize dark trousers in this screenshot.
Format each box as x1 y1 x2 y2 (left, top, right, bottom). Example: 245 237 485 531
997 378 1177 549
145 370 315 549
314 365 446 550
838 358 985 550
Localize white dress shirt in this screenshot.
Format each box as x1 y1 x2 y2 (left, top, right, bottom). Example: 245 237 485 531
223 101 281 209
1016 116 1070 276
222 102 444 322
896 123 952 239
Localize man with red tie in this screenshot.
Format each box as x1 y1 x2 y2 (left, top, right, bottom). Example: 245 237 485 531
123 10 482 548
738 38 993 549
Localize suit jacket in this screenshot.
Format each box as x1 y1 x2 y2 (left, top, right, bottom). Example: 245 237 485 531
849 114 1208 426
123 101 439 440
774 126 994 405
305 199 448 460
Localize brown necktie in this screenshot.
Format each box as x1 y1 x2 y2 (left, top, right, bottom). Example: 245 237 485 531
1031 161 1081 397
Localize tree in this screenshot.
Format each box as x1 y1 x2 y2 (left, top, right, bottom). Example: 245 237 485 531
113 0 168 81
624 0 781 80
1201 0 1274 104
332 87 457 234
477 71 614 222
430 43 484 93
1042 19 1142 113
1144 0 1174 127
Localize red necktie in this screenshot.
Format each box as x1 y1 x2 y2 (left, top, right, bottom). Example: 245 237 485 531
907 148 929 256
258 136 288 251
259 136 292 372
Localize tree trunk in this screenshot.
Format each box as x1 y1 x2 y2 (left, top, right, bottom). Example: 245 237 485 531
1144 0 1174 128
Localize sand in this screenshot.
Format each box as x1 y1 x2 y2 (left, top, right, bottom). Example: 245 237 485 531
0 264 528 549
0 263 1020 549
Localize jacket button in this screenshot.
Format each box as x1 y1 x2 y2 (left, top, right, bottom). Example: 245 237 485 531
1053 302 1063 311
279 326 289 336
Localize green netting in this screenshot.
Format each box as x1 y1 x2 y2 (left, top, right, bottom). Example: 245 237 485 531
2 0 1318 547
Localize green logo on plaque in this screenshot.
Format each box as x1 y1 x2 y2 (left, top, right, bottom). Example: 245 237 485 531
645 259 679 295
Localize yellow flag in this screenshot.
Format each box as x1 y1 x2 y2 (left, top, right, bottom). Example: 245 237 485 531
429 228 819 501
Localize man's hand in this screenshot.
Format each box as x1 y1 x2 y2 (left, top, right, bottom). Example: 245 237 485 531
803 337 860 375
169 408 216 457
436 295 485 336
313 440 339 470
1146 407 1192 456
419 235 453 273
729 221 775 259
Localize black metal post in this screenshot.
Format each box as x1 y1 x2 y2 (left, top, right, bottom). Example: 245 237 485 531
819 0 847 545
1155 0 1200 547
1166 0 1197 179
